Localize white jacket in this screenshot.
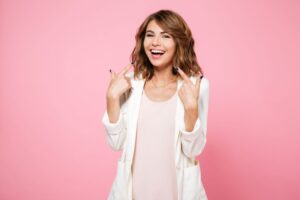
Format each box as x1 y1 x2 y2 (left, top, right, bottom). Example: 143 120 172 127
102 72 210 200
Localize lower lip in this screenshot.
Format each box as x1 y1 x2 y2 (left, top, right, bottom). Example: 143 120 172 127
151 53 164 59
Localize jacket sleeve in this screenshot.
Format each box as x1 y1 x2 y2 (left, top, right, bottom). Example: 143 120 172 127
180 78 210 158
101 91 130 151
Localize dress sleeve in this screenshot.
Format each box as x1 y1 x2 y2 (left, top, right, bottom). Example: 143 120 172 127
180 78 210 158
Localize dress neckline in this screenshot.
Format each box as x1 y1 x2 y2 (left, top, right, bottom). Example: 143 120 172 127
142 89 177 103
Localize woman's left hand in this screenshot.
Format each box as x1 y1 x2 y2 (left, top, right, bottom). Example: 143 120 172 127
176 67 202 131
176 67 201 111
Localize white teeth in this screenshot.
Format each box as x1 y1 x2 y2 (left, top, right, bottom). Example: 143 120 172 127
151 49 165 53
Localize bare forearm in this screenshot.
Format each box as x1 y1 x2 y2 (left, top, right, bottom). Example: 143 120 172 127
184 106 198 132
106 95 120 123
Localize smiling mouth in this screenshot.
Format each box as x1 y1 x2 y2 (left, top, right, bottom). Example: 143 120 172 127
150 49 165 55
150 50 165 59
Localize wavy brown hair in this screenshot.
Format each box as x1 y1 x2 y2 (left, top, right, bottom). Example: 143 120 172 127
130 9 204 80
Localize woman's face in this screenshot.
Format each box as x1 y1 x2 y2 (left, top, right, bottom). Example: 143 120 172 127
143 20 176 70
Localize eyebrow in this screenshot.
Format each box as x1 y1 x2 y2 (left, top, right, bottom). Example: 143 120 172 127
145 30 169 34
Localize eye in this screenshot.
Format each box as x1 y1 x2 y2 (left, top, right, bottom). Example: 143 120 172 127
145 34 154 37
162 34 171 38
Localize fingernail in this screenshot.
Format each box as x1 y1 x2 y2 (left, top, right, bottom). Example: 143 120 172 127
131 61 134 65
109 69 112 73
200 75 203 79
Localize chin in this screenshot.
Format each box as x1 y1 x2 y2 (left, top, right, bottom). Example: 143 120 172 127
147 58 172 69
152 63 172 69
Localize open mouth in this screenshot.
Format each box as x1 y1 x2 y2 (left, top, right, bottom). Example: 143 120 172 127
150 49 165 58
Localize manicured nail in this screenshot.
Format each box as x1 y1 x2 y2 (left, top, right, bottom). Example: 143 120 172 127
200 75 203 79
109 69 112 73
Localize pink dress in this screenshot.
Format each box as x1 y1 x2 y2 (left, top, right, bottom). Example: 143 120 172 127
132 90 178 200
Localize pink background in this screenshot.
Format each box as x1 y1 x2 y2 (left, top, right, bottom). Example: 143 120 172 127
1 0 299 199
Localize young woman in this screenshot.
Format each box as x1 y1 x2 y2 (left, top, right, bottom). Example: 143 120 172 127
102 9 209 200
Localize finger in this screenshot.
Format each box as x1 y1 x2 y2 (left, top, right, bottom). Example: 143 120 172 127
176 67 192 84
110 69 116 79
125 78 132 89
119 63 133 75
125 76 131 83
112 71 116 79
195 75 201 94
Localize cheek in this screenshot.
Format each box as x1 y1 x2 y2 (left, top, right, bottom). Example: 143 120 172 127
167 44 176 57
143 40 151 57
166 41 176 52
143 41 149 54
143 38 150 48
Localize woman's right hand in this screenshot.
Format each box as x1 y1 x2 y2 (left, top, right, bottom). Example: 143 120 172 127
106 63 133 100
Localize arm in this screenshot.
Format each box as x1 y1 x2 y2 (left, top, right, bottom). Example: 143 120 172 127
102 91 130 151
180 78 210 158
101 65 133 151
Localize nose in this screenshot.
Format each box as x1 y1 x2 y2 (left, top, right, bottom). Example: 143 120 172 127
151 35 161 46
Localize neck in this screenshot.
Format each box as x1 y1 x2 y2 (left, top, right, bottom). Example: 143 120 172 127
152 66 177 83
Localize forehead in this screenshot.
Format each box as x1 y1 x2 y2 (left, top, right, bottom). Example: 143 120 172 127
146 20 166 32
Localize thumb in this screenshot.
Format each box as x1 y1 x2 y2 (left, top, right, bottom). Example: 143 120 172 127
195 75 201 98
